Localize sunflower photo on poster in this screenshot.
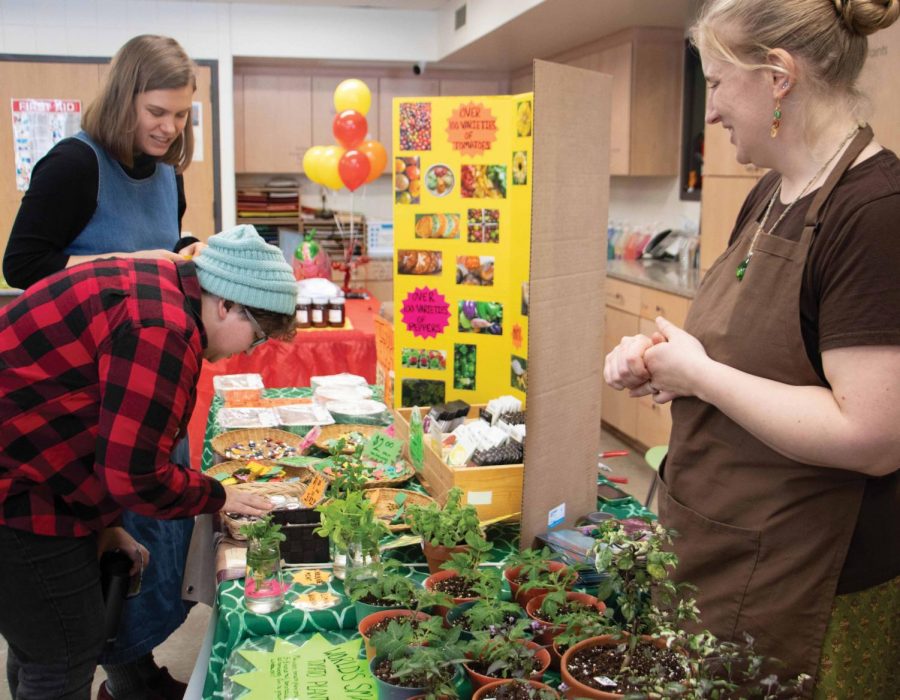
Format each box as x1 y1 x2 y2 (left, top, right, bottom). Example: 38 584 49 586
512 151 528 185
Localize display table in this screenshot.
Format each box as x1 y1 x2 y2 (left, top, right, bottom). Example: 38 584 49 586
197 387 654 699
187 296 380 470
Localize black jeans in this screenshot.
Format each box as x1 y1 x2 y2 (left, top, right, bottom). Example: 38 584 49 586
0 526 105 700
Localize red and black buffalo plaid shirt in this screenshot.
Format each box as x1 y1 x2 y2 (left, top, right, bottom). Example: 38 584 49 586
0 258 226 537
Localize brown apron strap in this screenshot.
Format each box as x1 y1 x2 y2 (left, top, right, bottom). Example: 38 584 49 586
803 124 874 230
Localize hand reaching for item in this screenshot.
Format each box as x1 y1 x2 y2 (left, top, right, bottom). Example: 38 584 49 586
222 487 273 517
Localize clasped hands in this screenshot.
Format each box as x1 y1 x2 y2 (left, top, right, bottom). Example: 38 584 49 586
603 316 709 404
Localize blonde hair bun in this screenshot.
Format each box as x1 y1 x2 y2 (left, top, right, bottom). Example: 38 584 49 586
834 0 900 35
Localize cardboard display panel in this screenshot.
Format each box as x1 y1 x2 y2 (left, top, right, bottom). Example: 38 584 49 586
519 60 611 549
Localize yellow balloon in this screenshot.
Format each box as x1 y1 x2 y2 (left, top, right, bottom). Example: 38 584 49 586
302 145 325 184
319 145 346 190
333 79 372 117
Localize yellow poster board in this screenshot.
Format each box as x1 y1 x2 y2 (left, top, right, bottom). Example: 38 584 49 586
392 94 534 408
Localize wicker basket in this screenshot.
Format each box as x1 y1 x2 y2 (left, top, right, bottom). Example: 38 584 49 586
220 481 312 540
365 488 436 532
361 460 416 489
211 428 304 461
313 424 381 454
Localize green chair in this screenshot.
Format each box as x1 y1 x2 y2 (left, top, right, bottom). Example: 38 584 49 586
643 445 668 508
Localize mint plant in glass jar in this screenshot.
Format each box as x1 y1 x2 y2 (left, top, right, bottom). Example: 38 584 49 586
240 515 286 613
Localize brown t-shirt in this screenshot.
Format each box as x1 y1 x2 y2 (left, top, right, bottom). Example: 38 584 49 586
728 148 900 594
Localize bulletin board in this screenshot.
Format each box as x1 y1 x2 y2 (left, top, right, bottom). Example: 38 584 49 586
0 55 220 264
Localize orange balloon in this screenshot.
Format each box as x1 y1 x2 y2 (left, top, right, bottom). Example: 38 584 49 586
358 140 387 183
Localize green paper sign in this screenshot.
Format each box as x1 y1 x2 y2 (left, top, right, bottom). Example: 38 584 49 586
232 634 375 699
361 432 404 465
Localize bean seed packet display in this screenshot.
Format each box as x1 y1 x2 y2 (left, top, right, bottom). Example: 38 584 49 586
393 93 533 408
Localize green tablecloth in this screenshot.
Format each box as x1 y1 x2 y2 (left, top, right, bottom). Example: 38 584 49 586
200 387 654 698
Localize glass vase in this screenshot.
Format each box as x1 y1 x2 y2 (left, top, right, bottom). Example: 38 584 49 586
332 541 378 580
244 539 284 613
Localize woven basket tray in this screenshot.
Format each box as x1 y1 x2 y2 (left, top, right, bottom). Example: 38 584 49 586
313 424 381 454
365 488 436 532
211 428 304 461
220 480 312 540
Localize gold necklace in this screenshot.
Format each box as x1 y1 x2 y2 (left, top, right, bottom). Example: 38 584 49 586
736 126 859 281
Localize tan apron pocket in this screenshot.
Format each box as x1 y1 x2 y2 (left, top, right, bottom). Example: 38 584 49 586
658 479 761 640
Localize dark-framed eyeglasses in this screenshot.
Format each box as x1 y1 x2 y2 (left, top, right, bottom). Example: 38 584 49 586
242 306 268 349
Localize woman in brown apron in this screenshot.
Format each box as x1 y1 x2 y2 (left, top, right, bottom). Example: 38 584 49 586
604 1 899 696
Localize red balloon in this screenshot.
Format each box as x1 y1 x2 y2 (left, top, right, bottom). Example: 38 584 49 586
338 149 371 191
333 110 368 149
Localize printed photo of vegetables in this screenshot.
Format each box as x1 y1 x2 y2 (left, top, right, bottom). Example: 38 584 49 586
467 208 499 243
401 348 447 370
454 344 477 390
397 250 442 276
456 256 494 286
414 213 460 239
512 151 528 185
395 157 421 204
458 300 503 335
460 164 507 199
425 164 455 197
511 355 527 393
399 102 432 151
401 378 445 408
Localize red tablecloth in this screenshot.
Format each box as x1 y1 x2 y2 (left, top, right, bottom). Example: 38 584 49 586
186 296 380 469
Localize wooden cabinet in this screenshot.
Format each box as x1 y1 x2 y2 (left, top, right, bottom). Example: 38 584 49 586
602 279 691 447
439 78 508 96
378 77 440 165
311 75 381 149
703 120 766 177
236 67 312 173
529 27 682 176
699 176 759 274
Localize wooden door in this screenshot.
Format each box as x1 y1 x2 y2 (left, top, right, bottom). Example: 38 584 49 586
181 63 216 239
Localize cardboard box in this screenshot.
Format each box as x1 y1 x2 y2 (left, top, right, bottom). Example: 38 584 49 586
393 405 523 522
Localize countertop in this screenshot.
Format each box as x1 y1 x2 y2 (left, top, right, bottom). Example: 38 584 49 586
607 259 700 299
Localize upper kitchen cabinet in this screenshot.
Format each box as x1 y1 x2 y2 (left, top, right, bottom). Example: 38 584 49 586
439 78 509 96
518 27 683 176
235 66 312 173
378 77 440 164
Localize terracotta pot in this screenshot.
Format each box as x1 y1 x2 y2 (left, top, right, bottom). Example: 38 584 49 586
358 609 430 661
423 569 478 617
472 678 560 700
464 640 551 690
559 634 668 699
502 561 570 606
422 540 469 574
525 591 606 646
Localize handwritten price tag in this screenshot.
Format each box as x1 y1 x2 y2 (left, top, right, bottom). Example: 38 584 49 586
300 474 328 507
292 569 331 586
292 591 339 611
361 432 404 465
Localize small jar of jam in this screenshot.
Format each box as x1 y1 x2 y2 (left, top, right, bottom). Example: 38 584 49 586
311 297 329 328
327 297 346 327
295 297 312 329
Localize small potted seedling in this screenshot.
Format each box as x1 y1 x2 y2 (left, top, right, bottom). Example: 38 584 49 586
463 619 550 691
424 535 496 612
502 546 571 606
407 486 483 573
471 678 560 700
444 576 524 641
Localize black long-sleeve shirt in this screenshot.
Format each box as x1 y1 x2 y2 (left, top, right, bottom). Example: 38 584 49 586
3 138 194 289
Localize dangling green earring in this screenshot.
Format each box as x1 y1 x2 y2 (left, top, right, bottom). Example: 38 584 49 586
771 98 782 138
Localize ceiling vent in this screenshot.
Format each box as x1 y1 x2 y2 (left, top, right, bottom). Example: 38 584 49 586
455 4 467 30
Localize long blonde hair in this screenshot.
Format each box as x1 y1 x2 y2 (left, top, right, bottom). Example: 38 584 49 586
692 0 899 117
82 35 196 171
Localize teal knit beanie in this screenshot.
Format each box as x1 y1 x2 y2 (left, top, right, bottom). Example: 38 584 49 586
194 225 297 314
